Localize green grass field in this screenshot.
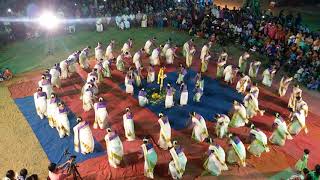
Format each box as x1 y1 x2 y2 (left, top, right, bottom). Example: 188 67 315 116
0 25 272 75
0 27 210 74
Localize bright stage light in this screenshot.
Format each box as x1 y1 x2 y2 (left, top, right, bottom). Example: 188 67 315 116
7 8 12 13
38 11 60 30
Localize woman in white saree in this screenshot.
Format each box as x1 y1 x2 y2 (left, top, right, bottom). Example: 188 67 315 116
122 108 135 141
247 124 270 157
158 113 172 150
73 117 94 155
105 128 124 168
227 135 246 167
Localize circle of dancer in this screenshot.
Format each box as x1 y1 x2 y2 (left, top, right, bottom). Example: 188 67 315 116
33 37 310 179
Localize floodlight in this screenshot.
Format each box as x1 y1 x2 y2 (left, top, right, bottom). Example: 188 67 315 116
38 11 59 30
7 8 12 13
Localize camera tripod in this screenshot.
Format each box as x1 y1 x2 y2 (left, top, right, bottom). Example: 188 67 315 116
59 149 83 180
67 160 83 180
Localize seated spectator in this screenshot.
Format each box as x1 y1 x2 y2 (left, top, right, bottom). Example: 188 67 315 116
17 168 28 180
26 174 38 180
307 76 320 90
3 68 13 80
3 170 15 180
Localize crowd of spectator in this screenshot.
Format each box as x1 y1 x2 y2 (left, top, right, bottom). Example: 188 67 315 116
99 1 320 91
181 4 320 91
3 169 38 180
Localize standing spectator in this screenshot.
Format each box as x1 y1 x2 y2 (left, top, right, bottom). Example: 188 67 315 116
141 13 148 27
81 4 89 17
136 11 143 26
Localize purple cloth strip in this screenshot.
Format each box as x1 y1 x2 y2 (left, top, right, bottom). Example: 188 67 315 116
181 68 187 75
41 79 51 85
45 73 52 80
86 88 92 93
83 48 89 54
109 132 118 141
197 88 203 94
58 107 68 113
37 92 47 98
175 146 183 155
167 88 173 96
278 116 284 122
162 117 168 124
195 113 201 120
97 102 107 109
77 121 89 130
128 79 134 85
146 143 153 150
126 112 133 119
149 67 154 72
233 136 241 144
138 90 147 97
50 98 58 104
74 53 79 60
195 74 201 82
90 72 98 77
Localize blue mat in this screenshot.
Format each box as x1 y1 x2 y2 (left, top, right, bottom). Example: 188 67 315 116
120 70 244 130
15 96 105 164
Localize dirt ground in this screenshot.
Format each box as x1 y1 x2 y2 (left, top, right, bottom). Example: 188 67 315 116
0 85 48 179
